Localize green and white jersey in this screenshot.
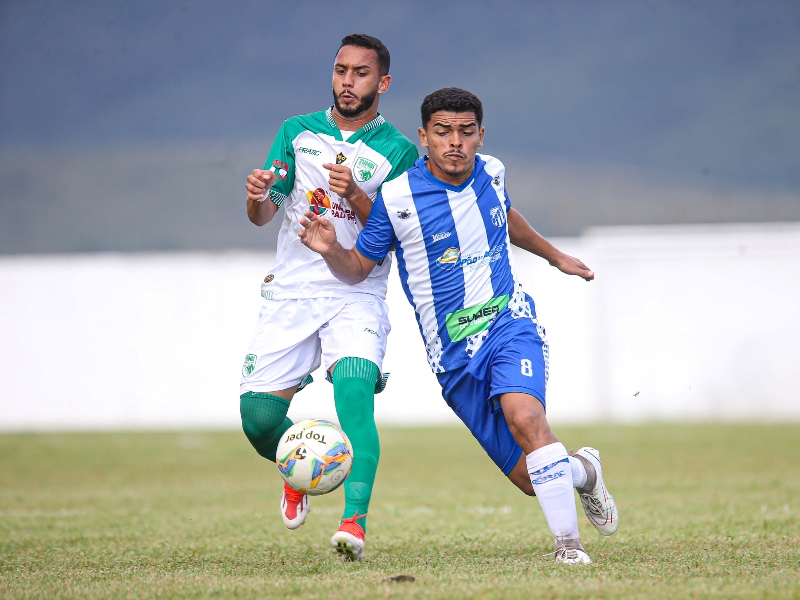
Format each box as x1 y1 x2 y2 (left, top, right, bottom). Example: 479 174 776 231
261 107 418 300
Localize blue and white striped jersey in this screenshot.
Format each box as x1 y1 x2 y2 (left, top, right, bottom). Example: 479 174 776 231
356 154 535 373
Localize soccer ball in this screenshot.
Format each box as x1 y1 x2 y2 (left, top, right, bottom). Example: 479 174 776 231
275 419 353 496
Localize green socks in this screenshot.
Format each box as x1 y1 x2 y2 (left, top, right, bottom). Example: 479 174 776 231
240 392 293 462
241 360 380 533
333 358 380 533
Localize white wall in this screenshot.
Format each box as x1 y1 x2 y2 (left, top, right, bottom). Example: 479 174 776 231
1 222 799 430
581 223 800 421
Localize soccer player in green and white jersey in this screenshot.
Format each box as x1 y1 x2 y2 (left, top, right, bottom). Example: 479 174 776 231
240 34 418 560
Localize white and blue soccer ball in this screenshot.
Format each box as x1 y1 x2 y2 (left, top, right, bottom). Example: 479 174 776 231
276 419 353 496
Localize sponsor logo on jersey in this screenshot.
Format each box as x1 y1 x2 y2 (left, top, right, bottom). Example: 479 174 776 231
436 247 461 268
490 206 506 227
306 188 331 215
242 354 257 378
264 274 274 284
435 244 505 271
354 156 378 182
493 174 501 186
297 147 322 156
327 200 356 222
432 231 451 242
445 294 510 342
397 208 412 219
335 152 347 165
270 160 289 181
364 327 381 339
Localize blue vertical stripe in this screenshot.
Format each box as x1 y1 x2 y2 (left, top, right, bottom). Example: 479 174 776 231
472 159 515 299
407 170 464 347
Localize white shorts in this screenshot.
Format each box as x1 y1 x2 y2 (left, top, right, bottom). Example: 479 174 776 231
239 294 391 394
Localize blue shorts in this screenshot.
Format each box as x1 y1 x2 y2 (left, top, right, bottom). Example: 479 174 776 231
436 305 548 475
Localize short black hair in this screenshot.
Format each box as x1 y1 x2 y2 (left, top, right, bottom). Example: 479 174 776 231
339 34 390 76
421 88 483 128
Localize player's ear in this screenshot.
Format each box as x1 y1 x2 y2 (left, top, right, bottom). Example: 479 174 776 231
418 127 428 148
478 126 485 147
377 74 391 95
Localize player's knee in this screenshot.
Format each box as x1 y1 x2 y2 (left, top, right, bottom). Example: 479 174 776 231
506 406 547 438
239 397 264 435
239 392 292 461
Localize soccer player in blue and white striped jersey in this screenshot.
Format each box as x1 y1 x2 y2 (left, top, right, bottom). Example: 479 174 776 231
299 88 618 564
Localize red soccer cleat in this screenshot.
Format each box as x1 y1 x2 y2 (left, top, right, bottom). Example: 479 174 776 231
330 513 366 561
280 482 309 529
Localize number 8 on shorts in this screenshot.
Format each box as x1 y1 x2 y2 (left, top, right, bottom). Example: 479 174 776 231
520 358 533 377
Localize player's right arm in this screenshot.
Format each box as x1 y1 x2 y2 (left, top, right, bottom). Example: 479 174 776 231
298 212 377 284
299 190 396 284
246 120 298 226
246 169 280 226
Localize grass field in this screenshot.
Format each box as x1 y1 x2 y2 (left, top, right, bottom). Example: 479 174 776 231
1 424 798 599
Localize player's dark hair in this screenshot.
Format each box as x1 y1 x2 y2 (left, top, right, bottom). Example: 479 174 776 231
421 88 483 128
339 34 390 76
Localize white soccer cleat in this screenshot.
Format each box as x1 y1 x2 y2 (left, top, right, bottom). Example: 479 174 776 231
555 546 592 565
280 482 309 530
330 514 366 561
573 447 619 536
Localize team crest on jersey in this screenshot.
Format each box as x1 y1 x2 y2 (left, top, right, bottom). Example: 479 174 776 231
242 354 257 378
353 157 378 182
270 160 289 181
436 247 461 269
336 152 347 165
264 274 274 284
490 206 506 227
397 208 412 219
306 188 331 215
493 175 501 186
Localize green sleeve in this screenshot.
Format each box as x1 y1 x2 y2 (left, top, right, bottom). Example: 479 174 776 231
262 120 297 207
383 142 419 187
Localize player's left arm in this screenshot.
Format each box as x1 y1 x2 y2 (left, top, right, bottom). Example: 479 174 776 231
507 208 594 281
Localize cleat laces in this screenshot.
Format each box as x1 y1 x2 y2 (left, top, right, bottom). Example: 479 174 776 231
556 548 581 562
338 511 367 537
579 492 606 518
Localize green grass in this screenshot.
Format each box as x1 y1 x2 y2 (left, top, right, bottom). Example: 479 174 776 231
1 425 799 599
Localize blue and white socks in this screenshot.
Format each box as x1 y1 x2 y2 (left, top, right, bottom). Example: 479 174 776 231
526 442 580 542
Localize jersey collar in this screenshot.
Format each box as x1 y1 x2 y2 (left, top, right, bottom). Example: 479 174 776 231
325 106 386 142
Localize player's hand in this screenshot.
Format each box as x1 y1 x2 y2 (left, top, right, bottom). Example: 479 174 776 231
323 163 359 200
299 211 338 255
551 252 594 281
246 169 276 202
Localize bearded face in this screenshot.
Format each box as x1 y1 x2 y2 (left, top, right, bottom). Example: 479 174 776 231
332 85 379 119
331 45 386 120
